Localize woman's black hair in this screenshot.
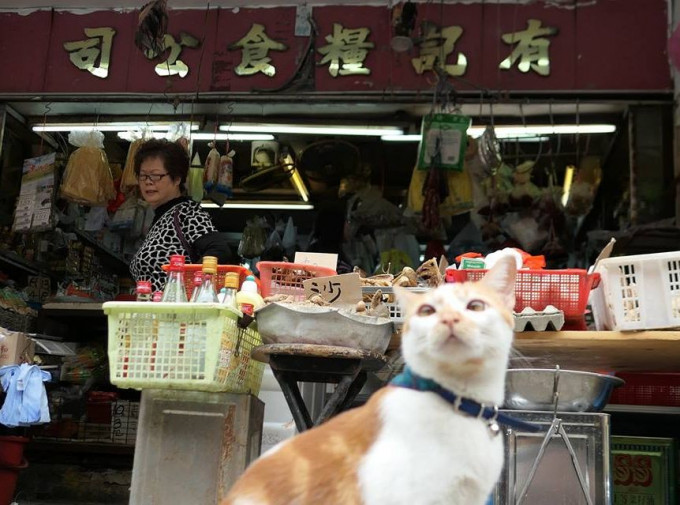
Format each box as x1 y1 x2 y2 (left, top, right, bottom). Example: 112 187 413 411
134 139 189 188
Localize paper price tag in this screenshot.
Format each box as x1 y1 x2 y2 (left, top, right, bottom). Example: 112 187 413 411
303 273 362 307
294 251 338 271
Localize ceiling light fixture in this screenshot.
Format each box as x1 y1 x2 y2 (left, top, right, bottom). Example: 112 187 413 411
32 122 200 132
220 123 403 137
190 133 275 141
381 124 616 142
200 201 315 210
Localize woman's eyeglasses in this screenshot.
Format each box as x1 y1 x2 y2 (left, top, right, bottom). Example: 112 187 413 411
138 173 169 182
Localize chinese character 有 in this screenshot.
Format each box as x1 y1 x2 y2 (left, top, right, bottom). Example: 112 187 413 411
146 32 200 78
317 24 374 77
63 27 116 79
230 24 288 77
412 22 467 77
499 19 558 76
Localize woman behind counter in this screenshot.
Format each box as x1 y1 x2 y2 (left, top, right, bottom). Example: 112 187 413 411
129 139 232 292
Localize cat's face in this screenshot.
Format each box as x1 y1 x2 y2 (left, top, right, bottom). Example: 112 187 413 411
395 257 517 382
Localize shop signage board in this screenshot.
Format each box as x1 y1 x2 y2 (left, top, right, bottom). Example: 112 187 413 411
0 0 671 94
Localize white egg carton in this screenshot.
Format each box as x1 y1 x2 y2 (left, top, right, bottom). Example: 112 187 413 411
513 306 565 332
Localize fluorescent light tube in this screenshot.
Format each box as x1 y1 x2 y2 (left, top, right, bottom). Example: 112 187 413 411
32 122 200 132
220 123 403 137
381 134 422 142
468 124 616 138
201 201 314 210
190 133 275 141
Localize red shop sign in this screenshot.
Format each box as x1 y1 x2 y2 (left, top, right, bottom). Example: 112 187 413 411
0 0 671 96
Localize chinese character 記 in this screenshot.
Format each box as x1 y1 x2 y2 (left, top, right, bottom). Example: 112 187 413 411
146 32 200 78
499 19 558 76
411 22 467 77
63 27 116 79
230 24 288 77
317 23 374 77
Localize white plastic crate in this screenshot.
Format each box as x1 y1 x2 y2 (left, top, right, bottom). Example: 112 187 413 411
361 286 430 328
103 302 264 393
589 251 680 331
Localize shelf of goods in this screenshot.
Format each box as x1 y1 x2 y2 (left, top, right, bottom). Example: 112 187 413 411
513 331 680 372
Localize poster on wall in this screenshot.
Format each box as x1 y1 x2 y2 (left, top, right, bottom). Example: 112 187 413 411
13 153 56 232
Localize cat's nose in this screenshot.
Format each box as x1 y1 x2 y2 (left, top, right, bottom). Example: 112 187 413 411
441 312 461 326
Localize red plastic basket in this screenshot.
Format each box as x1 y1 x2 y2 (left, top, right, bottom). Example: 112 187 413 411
161 264 249 300
608 373 680 407
445 268 600 320
257 261 337 301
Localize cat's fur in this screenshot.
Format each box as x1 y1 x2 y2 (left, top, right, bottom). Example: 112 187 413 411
222 256 517 505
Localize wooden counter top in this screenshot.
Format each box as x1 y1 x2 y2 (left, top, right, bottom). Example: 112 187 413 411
513 331 680 372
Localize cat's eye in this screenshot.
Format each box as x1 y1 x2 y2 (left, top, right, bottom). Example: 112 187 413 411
417 304 436 316
467 299 487 312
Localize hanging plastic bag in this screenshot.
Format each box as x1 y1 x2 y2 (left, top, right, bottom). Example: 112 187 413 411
407 165 474 217
204 142 220 191
238 217 267 258
187 152 205 203
416 113 471 172
281 216 297 258
60 130 116 206
215 150 235 197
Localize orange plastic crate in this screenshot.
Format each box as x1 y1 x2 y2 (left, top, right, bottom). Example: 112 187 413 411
257 261 337 301
161 264 249 300
446 268 600 320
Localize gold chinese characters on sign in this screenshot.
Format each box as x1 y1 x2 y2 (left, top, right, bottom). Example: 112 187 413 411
230 24 288 77
499 19 558 76
412 22 467 77
317 24 374 77
146 32 200 78
63 27 116 79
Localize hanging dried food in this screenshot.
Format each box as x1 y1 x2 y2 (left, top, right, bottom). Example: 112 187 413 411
60 130 116 206
120 138 144 193
135 0 169 57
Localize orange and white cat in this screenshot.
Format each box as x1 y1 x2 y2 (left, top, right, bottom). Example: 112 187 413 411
222 256 518 505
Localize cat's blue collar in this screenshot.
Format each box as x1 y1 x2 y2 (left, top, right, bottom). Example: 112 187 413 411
390 367 542 433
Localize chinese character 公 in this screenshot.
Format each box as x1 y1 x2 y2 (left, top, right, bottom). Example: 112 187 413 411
499 19 558 76
63 27 116 79
230 24 288 77
317 24 374 77
146 32 200 78
412 22 467 77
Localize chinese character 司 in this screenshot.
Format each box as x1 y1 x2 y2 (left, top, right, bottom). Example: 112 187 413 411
63 27 116 79
309 280 342 303
412 22 467 77
230 24 288 77
318 23 374 77
146 33 200 78
499 19 558 76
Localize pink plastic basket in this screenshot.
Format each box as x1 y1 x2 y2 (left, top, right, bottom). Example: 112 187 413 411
257 261 337 301
446 268 600 320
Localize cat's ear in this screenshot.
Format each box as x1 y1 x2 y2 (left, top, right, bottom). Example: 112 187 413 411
479 256 517 310
393 285 422 312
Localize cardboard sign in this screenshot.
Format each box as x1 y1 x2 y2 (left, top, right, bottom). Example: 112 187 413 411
294 252 338 271
303 273 362 307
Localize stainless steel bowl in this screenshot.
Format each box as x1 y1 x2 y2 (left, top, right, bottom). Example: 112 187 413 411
255 302 394 354
504 368 625 412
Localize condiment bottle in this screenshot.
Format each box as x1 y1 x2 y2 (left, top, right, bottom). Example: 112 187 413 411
194 256 219 303
161 255 188 303
189 271 203 303
135 280 152 302
220 272 239 308
236 275 264 316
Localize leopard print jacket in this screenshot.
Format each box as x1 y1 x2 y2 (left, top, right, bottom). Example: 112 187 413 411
130 197 217 292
